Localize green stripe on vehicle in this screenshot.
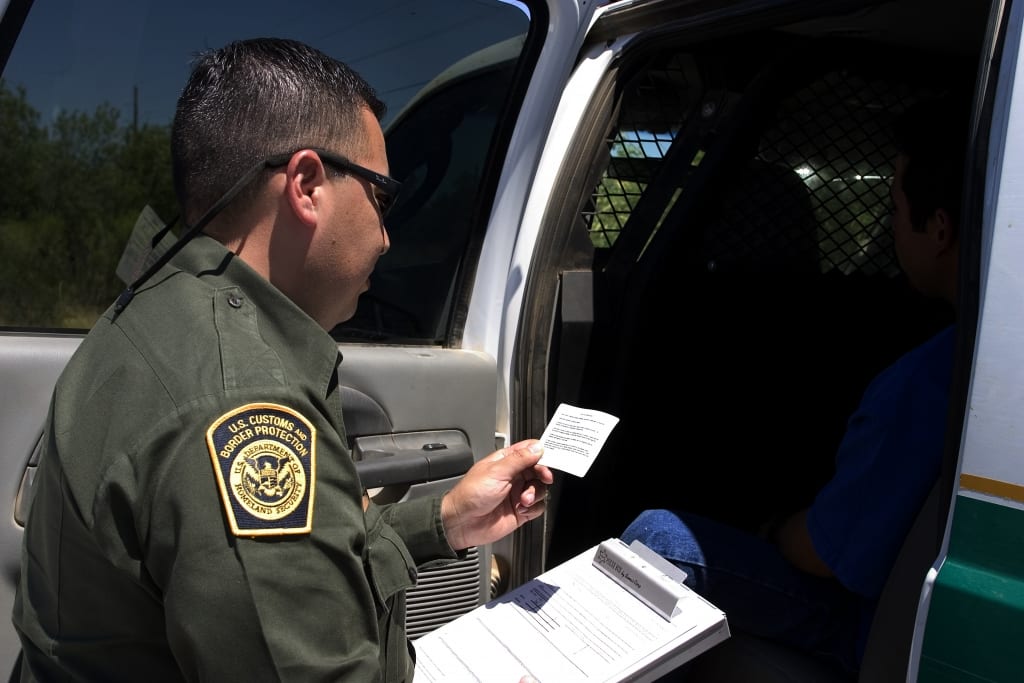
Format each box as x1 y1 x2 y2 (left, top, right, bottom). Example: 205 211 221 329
919 495 1024 682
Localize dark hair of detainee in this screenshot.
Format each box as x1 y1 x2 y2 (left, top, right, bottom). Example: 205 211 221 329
893 92 973 236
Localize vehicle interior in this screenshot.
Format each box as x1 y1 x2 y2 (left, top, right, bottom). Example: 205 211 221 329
528 0 991 680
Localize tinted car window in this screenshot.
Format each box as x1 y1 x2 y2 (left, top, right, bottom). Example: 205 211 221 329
341 36 525 342
0 0 533 337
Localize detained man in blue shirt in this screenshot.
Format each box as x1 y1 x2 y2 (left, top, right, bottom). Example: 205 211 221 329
621 95 969 676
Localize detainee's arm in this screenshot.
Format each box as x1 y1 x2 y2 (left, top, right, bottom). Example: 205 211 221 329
776 509 834 578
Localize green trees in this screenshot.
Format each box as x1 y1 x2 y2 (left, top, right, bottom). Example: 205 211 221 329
0 80 176 328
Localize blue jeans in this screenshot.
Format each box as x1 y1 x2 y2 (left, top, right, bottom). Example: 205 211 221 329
622 509 863 676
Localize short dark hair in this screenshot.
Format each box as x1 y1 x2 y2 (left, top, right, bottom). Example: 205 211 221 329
893 93 972 236
171 37 386 225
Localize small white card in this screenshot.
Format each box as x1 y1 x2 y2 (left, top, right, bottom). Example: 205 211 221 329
537 403 619 477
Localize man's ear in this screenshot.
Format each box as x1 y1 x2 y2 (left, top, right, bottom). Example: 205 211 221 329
931 207 957 253
284 151 329 227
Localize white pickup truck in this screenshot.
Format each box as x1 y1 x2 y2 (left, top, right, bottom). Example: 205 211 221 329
0 0 1018 681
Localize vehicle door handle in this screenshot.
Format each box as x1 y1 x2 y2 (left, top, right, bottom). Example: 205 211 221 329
355 443 473 488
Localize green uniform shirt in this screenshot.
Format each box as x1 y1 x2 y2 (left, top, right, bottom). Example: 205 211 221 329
13 234 457 682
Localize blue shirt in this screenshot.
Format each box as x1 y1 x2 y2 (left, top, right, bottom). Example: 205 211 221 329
808 324 955 600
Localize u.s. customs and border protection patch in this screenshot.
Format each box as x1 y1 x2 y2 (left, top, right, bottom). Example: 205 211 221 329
206 403 316 536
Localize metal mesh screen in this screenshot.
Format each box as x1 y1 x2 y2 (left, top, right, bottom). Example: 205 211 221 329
584 54 698 249
584 52 924 277
761 70 913 275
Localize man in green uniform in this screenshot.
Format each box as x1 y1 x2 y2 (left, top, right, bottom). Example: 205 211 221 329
12 37 552 682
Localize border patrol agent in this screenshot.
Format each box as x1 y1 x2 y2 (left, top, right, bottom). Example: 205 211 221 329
12 38 552 682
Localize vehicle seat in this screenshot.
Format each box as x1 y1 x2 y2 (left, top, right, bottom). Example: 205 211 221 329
687 633 850 682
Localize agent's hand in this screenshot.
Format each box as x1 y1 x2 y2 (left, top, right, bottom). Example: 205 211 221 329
441 439 553 551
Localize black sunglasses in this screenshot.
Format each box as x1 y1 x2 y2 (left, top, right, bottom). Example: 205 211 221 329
265 147 402 217
114 147 400 315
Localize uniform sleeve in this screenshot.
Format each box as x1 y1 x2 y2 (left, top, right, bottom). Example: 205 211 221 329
377 495 461 566
123 399 385 682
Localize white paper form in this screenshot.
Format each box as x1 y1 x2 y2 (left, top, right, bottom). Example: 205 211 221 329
413 543 729 683
537 403 619 477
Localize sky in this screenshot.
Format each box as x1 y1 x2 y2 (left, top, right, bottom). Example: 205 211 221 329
2 0 533 128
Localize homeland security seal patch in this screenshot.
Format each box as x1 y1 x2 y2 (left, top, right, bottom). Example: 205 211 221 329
207 403 316 536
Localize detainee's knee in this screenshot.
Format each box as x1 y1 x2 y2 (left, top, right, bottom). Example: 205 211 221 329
624 509 699 554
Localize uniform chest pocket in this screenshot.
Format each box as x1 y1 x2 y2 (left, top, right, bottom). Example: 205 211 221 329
364 511 418 682
364 512 417 613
